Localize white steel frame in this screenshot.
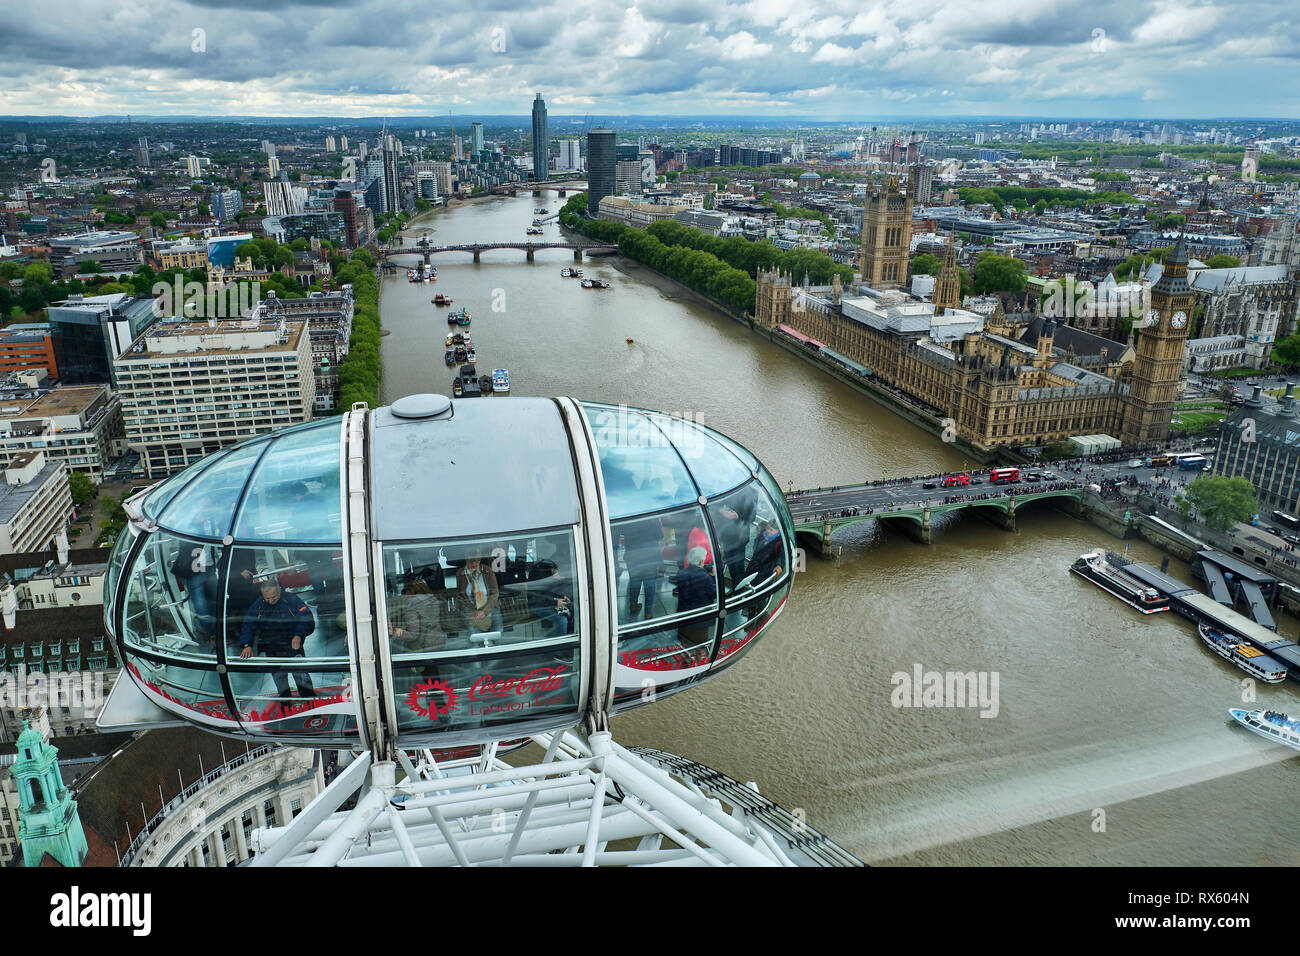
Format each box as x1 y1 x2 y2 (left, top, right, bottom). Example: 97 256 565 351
249 729 806 867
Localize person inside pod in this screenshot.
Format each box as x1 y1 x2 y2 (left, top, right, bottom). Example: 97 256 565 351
239 578 317 700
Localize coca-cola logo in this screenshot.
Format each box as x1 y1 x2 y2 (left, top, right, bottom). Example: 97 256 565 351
469 666 569 700
407 678 457 722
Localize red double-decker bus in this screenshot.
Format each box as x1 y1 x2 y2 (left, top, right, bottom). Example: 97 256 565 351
989 467 1020 484
941 474 970 487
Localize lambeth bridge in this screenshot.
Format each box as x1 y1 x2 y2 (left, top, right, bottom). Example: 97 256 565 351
381 240 619 265
784 474 1087 556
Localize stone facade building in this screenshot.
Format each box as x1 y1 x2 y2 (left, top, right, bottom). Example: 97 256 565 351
756 237 1197 451
858 175 913 289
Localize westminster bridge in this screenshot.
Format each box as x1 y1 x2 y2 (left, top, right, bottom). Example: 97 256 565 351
785 476 1088 555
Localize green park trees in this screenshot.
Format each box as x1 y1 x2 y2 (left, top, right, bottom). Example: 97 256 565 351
909 254 941 276
972 253 1027 294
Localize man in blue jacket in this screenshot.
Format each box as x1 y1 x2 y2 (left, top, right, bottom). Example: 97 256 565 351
239 579 317 699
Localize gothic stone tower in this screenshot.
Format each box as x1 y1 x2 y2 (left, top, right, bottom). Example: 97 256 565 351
13 721 88 867
1120 236 1194 447
859 174 913 289
933 235 962 312
755 268 792 329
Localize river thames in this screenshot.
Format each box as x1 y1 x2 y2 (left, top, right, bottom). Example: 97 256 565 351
378 189 1300 865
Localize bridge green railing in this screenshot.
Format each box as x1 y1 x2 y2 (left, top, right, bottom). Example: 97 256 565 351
789 486 1086 541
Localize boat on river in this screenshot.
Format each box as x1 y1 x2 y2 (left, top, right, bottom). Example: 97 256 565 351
1228 709 1300 751
561 267 582 278
580 278 610 289
1198 623 1287 683
433 294 453 306
1070 550 1170 613
492 368 510 394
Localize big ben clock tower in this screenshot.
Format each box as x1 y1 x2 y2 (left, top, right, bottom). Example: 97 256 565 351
1120 236 1194 447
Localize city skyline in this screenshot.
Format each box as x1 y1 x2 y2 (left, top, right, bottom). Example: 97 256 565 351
1 0 1298 120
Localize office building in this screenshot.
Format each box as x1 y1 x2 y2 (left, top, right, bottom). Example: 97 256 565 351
0 386 125 482
185 155 202 178
1217 385 1300 513
598 196 687 228
558 139 581 172
135 138 150 169
471 122 484 156
586 129 616 216
0 327 59 380
113 318 315 477
46 293 160 386
639 150 655 187
46 231 142 279
616 160 643 197
325 136 337 152
339 135 348 152
261 212 348 247
268 156 281 177
531 93 548 183
0 453 72 555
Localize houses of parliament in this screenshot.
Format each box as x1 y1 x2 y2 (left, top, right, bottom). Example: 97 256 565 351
756 174 1194 452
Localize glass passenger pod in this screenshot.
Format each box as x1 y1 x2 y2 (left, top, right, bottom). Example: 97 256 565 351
369 398 587 746
105 396 793 747
579 402 793 711
110 418 360 741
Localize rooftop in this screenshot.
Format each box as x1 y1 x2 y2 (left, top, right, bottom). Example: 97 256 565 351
118 318 305 359
0 459 62 526
0 604 107 652
11 385 107 422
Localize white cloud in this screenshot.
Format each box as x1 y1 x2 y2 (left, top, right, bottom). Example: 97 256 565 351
810 42 858 64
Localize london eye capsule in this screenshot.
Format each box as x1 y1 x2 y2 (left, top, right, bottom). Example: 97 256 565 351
100 395 795 750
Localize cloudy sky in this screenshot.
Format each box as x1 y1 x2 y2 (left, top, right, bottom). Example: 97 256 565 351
2 0 1296 119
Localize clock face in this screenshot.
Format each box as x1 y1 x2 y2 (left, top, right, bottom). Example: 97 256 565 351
1146 309 1160 327
1171 311 1188 329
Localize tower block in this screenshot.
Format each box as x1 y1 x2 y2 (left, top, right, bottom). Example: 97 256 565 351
1120 236 1194 446
859 174 913 289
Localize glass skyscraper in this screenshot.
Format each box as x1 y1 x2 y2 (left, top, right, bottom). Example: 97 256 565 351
586 128 616 216
531 93 548 183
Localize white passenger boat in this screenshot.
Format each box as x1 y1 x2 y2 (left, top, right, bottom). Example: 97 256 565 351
1198 623 1288 683
1227 708 1300 751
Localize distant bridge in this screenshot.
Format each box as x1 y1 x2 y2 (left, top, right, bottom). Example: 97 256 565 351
493 180 587 196
785 481 1087 555
380 240 618 264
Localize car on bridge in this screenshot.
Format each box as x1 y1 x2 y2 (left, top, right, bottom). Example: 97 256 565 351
922 480 938 489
